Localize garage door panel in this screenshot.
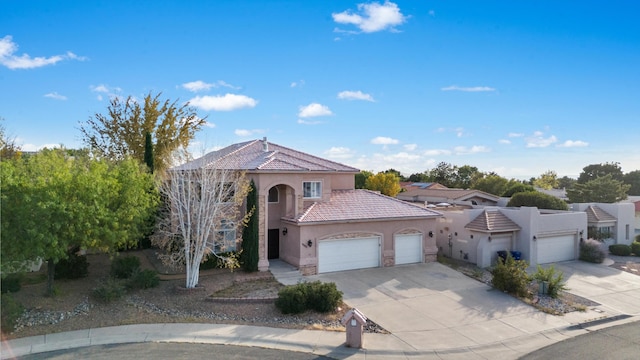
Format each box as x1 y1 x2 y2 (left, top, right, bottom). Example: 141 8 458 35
395 234 422 265
537 235 575 264
318 237 380 273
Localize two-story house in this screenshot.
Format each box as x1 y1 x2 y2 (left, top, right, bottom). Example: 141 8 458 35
174 138 442 275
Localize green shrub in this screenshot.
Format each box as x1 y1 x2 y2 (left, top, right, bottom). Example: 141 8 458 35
275 281 343 314
1 273 23 294
506 191 568 210
532 265 568 298
631 242 640 256
609 244 632 256
110 256 141 279
635 234 640 243
305 281 343 313
579 238 606 263
55 253 89 279
0 293 24 333
275 284 308 314
92 278 126 303
491 253 530 298
127 269 160 290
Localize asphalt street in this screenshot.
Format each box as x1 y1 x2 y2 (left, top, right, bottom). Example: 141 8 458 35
15 343 335 360
519 320 640 360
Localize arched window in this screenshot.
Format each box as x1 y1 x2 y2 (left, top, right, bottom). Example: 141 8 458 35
268 186 279 203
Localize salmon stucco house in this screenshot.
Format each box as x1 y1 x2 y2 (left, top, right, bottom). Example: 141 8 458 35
174 138 443 275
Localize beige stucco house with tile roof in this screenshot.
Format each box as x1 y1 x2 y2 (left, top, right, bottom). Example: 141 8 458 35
174 138 442 275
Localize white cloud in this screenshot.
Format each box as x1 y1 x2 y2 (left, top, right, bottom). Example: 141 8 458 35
403 144 417 151
290 80 305 88
297 119 324 125
441 85 496 92
298 103 333 118
324 146 355 159
235 129 263 137
182 80 214 92
525 132 558 148
0 35 86 70
44 92 67 100
370 136 399 145
557 140 589 148
332 1 408 33
203 121 216 128
189 94 257 111
453 145 490 155
337 90 374 102
498 139 511 144
181 80 239 92
508 132 524 138
89 84 122 101
423 149 452 156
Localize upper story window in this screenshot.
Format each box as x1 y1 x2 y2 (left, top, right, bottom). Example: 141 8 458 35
303 181 322 199
268 187 279 203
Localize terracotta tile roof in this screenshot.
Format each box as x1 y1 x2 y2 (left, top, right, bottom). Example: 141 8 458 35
585 205 616 223
290 190 443 223
172 138 359 172
465 210 521 233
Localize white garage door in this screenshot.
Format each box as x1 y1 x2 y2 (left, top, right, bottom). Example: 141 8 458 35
318 237 380 273
395 234 422 265
537 235 576 264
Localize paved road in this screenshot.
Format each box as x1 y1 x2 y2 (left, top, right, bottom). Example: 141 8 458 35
520 320 640 360
15 343 335 360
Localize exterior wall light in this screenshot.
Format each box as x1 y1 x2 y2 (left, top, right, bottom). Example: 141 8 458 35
307 239 313 247
533 236 537 241
428 231 433 237
282 227 288 236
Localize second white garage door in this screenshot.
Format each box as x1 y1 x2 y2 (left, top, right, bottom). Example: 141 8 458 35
537 234 576 264
395 234 423 265
318 237 380 273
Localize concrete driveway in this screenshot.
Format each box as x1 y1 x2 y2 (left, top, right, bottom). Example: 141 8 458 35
310 261 638 352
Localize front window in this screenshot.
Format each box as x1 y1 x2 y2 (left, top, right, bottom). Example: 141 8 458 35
207 220 236 253
268 186 279 203
303 181 322 198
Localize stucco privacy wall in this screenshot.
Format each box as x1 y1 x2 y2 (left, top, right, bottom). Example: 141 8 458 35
571 203 635 245
286 218 439 275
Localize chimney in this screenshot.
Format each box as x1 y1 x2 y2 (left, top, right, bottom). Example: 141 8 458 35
262 137 268 152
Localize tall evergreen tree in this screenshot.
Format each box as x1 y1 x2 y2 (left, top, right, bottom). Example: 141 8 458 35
144 132 154 173
241 180 259 272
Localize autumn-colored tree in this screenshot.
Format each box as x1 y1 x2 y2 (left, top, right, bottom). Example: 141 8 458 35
365 172 402 197
152 166 250 288
533 170 559 190
80 92 206 174
355 170 373 189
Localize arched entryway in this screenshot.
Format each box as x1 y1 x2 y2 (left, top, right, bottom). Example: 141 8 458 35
267 184 295 260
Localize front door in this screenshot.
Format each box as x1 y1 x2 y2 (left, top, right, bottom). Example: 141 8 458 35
268 228 280 259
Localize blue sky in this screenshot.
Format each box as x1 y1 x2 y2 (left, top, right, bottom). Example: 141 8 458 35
1 0 639 179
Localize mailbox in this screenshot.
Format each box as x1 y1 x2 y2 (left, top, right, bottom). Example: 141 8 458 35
341 308 367 348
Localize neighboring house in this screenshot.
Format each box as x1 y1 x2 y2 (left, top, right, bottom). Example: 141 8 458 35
174 138 442 275
434 207 586 268
571 203 635 245
620 196 640 236
397 187 500 207
399 182 448 192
